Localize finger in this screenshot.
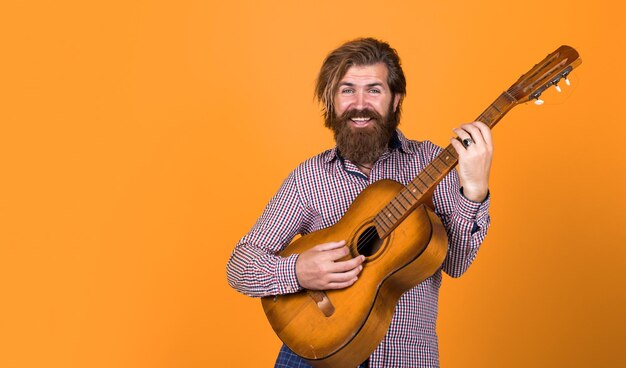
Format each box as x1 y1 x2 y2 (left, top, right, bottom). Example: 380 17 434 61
315 240 346 252
329 255 365 273
459 123 486 146
471 121 493 150
327 264 363 282
452 127 477 149
325 277 359 290
324 245 352 261
452 127 472 142
450 136 466 155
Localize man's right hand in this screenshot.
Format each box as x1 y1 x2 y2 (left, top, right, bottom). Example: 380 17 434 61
295 240 365 290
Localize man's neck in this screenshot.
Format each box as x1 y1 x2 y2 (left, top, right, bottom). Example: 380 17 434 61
352 161 373 177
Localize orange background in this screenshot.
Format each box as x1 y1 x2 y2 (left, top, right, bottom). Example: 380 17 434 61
1 1 625 367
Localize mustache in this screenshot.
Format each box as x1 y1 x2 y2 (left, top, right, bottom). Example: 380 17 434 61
339 108 384 121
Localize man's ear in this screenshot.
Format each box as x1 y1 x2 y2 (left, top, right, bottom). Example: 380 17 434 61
393 94 401 112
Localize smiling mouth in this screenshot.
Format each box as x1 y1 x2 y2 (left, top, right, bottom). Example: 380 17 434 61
350 117 373 127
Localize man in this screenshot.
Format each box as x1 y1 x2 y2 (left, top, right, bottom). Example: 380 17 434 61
226 38 493 367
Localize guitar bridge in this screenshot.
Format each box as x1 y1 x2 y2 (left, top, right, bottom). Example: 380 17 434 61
307 290 335 317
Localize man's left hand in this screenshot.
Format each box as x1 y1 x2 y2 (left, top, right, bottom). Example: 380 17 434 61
450 121 493 202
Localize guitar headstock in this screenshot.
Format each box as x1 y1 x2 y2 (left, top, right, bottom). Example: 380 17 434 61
507 45 582 105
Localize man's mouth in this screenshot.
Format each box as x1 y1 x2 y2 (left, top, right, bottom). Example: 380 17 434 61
350 117 373 127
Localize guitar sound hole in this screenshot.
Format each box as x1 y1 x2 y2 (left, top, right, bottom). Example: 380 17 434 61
356 226 383 257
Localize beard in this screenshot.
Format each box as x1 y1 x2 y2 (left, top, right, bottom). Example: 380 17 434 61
329 102 399 165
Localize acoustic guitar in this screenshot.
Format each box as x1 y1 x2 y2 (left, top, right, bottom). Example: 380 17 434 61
261 45 582 367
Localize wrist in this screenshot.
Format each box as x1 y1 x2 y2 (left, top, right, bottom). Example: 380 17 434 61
461 186 488 203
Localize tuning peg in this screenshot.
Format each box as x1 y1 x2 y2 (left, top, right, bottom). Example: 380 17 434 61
565 78 571 86
555 84 562 92
534 98 544 105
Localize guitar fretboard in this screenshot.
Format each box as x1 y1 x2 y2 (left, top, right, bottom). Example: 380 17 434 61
374 92 517 238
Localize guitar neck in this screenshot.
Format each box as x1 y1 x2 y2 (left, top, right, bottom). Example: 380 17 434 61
374 92 518 238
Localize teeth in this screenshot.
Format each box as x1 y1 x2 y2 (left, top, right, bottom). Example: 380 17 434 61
351 117 371 122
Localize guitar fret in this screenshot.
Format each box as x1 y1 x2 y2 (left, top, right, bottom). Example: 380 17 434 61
437 155 450 166
427 164 441 176
422 169 435 182
416 176 430 191
407 182 422 196
374 219 388 235
477 93 516 130
383 208 397 223
434 156 449 171
379 210 393 226
374 215 387 232
388 201 403 218
445 147 456 158
445 145 458 159
395 197 409 211
394 196 409 211
502 90 517 103
479 114 492 125
399 189 415 205
375 215 388 230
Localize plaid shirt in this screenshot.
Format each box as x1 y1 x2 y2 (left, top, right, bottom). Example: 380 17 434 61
227 130 490 367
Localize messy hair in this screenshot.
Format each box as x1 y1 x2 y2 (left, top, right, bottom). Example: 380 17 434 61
315 38 407 127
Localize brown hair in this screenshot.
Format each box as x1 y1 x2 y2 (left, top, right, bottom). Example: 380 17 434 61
315 38 407 127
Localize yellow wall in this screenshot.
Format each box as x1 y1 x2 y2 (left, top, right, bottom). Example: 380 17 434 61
1 1 625 367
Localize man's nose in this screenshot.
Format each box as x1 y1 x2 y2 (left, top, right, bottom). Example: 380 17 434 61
354 91 367 110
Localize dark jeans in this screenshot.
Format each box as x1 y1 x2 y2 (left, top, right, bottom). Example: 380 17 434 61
275 344 369 368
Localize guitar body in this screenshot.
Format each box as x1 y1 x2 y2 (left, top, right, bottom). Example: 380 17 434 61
261 179 449 367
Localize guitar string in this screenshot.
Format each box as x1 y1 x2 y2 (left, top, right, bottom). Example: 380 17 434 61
355 170 436 254
355 227 377 254
355 208 401 255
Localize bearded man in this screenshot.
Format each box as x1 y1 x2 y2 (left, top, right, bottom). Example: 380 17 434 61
226 38 493 368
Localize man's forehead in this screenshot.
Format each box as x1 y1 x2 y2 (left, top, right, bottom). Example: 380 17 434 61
340 63 389 84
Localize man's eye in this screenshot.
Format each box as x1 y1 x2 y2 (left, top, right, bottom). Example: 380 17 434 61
341 89 354 94
369 89 381 94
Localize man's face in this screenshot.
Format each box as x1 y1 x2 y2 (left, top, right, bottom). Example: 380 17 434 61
329 63 400 165
333 62 399 128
